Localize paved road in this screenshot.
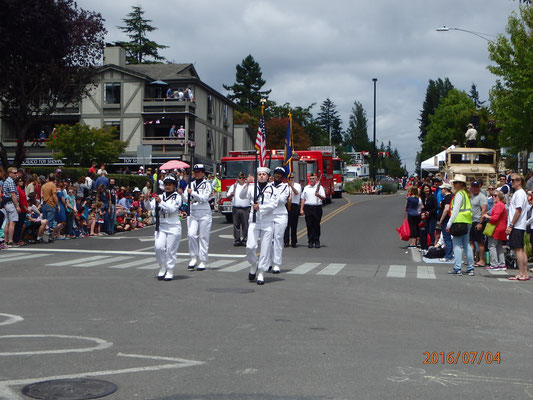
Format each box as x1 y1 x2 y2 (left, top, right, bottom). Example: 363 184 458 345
1 193 532 399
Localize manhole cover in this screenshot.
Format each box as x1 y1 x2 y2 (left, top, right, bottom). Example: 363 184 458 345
22 378 117 400
207 288 255 294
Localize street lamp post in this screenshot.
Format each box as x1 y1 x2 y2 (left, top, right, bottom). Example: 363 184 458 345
372 78 377 183
436 26 494 41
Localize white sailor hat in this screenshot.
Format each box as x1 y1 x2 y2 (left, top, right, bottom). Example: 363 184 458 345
273 166 286 176
257 167 271 174
193 164 205 172
163 174 178 184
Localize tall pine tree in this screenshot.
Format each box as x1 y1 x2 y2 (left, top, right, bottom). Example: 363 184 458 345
223 55 271 112
469 83 485 109
317 98 343 145
344 100 369 151
418 78 454 143
118 6 167 64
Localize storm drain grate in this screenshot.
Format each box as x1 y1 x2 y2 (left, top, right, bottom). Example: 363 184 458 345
22 378 117 400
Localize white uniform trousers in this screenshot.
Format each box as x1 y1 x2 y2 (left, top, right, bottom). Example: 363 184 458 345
187 209 212 262
246 221 274 273
271 214 288 267
154 225 181 271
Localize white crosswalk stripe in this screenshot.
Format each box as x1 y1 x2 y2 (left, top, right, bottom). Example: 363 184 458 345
488 269 508 276
0 253 53 262
219 261 250 272
109 258 156 269
387 265 407 278
417 266 436 279
137 259 188 270
207 260 234 270
0 252 29 259
287 262 320 275
73 256 134 268
46 255 112 267
317 263 347 276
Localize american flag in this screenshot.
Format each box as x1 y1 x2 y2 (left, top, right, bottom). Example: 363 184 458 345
255 116 266 167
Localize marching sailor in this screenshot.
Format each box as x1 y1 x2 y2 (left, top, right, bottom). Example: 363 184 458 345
300 172 326 248
144 174 186 281
284 173 302 248
187 164 213 271
270 167 290 274
226 172 250 246
240 167 279 285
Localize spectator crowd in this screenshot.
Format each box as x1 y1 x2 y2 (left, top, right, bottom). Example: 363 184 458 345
404 170 533 279
0 162 221 248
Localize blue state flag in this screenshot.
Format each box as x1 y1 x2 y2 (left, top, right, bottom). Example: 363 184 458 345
283 114 293 175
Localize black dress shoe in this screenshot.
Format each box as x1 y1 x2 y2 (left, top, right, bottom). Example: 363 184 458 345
248 272 256 281
314 241 321 248
157 276 165 281
291 243 297 248
308 243 313 248
187 265 195 270
284 243 289 247
234 241 240 247
163 277 173 281
257 279 264 285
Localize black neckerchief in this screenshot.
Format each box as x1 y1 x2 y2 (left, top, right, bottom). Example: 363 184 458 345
257 181 270 204
274 180 282 186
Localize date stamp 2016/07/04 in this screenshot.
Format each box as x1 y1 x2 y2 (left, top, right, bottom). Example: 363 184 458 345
423 352 501 365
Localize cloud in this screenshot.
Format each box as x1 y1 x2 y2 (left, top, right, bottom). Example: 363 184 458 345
76 0 520 172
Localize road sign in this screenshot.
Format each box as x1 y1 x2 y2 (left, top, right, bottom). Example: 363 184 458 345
137 145 152 165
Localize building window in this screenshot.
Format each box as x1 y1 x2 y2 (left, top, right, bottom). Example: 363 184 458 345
104 121 120 139
207 94 214 116
222 136 227 156
105 82 121 104
207 129 212 155
223 104 228 123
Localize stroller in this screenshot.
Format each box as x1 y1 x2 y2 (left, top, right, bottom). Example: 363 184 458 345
504 246 518 269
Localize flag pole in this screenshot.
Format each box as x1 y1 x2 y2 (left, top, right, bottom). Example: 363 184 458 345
253 99 266 223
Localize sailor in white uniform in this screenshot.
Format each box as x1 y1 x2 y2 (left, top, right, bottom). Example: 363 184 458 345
239 167 279 285
144 174 186 281
270 167 290 274
187 164 213 271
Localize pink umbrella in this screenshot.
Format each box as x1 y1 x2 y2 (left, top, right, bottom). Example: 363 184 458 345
159 160 190 170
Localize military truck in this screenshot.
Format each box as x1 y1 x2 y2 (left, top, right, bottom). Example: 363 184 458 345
442 148 500 188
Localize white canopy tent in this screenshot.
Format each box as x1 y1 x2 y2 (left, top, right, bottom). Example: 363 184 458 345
421 149 447 172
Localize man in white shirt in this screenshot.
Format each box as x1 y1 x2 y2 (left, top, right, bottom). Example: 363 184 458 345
506 173 529 281
227 172 250 246
284 173 302 248
465 123 477 147
300 173 326 248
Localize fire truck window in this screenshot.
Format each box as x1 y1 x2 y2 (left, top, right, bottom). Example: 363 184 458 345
333 160 342 174
222 161 252 178
306 162 316 174
269 159 282 170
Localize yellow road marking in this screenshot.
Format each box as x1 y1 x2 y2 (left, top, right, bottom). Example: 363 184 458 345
296 195 353 239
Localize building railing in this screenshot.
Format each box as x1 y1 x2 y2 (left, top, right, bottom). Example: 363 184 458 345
141 137 196 155
142 98 196 114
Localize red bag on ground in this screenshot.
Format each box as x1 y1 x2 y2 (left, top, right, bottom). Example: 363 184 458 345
396 218 410 241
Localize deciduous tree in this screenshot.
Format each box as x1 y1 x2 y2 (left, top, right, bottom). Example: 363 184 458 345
265 118 311 151
488 5 533 162
47 124 127 167
0 0 106 167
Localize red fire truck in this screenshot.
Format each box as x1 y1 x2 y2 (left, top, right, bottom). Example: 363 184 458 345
332 157 345 198
294 150 334 203
218 150 307 222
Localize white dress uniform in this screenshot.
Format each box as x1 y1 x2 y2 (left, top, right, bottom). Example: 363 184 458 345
270 180 290 273
187 178 213 270
144 190 185 281
240 176 279 285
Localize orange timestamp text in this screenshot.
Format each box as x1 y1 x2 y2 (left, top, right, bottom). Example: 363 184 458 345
423 351 501 365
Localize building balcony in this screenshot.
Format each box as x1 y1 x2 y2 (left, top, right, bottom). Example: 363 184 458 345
141 137 196 155
142 98 196 114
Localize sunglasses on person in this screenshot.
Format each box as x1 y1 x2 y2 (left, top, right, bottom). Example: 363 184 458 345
511 178 521 182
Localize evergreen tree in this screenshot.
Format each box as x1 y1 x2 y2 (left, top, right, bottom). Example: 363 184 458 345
223 55 271 112
317 98 343 145
418 78 454 143
469 83 485 109
344 100 369 151
118 6 168 64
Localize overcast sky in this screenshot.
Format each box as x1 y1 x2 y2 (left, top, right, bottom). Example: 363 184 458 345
76 0 521 172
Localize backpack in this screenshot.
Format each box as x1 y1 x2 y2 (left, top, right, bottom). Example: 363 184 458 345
425 246 445 259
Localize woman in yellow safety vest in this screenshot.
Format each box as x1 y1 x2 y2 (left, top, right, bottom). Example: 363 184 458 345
445 174 474 276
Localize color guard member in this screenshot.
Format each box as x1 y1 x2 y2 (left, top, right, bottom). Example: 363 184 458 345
300 173 326 248
284 173 302 248
270 167 290 273
187 164 213 271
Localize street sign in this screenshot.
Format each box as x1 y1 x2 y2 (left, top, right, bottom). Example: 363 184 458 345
136 145 152 165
